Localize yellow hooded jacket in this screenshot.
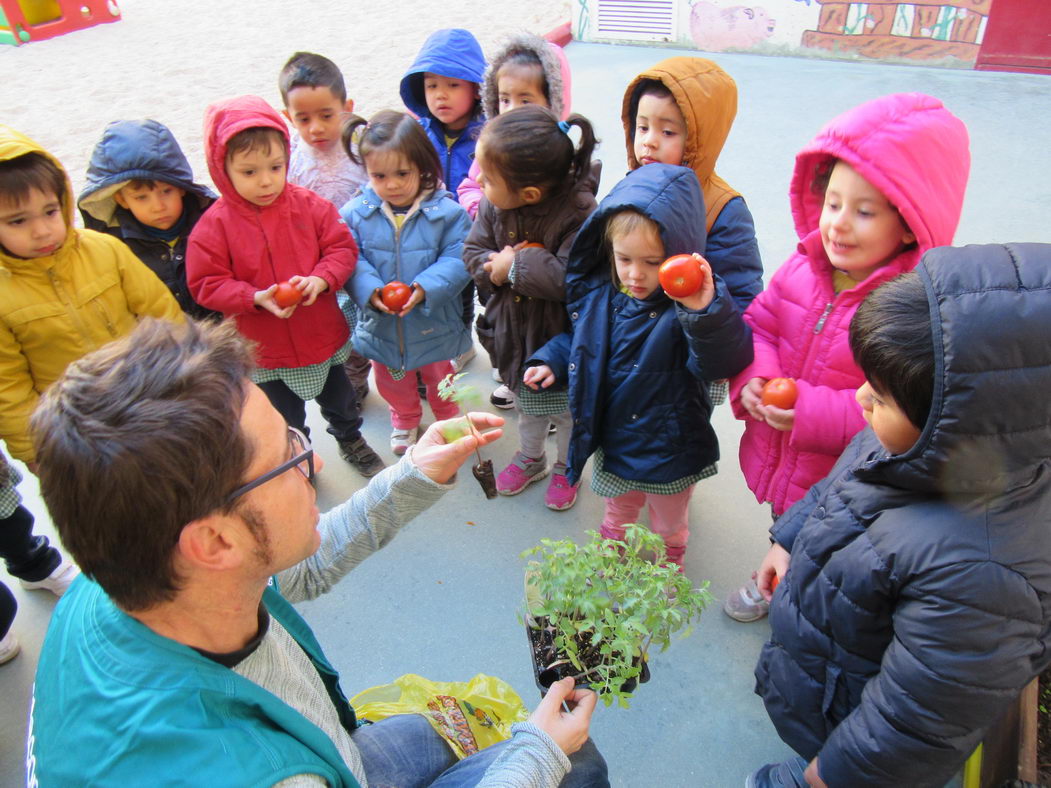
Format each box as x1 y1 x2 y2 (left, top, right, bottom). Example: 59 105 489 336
622 57 741 232
0 127 181 463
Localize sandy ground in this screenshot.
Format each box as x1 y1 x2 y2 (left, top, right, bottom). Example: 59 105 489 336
1 0 571 201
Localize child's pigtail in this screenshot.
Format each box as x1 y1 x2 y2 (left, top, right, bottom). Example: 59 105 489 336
564 113 596 186
341 115 369 166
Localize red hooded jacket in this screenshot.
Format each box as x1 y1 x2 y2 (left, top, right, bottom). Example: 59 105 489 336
187 95 356 369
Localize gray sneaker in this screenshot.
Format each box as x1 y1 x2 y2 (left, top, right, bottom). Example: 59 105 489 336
339 437 386 477
723 575 770 622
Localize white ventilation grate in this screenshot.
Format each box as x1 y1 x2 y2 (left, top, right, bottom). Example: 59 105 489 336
596 0 676 40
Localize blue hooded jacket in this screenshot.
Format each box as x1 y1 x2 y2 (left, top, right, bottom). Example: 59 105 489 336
755 244 1051 786
399 28 486 192
530 165 753 486
78 119 218 320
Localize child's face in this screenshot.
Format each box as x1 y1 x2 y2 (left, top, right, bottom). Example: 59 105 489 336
114 181 186 230
365 150 421 209
497 64 548 113
612 224 665 300
423 72 478 131
226 143 287 207
856 381 921 455
475 144 526 211
283 86 352 152
633 93 686 167
0 188 67 259
820 161 916 282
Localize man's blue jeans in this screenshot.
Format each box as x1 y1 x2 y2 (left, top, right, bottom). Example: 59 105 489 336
352 713 609 787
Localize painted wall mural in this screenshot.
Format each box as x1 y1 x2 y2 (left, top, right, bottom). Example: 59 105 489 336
575 0 997 67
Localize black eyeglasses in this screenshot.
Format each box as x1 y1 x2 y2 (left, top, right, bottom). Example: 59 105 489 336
225 426 314 504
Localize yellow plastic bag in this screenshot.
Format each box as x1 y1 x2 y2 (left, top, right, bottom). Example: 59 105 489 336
350 673 529 759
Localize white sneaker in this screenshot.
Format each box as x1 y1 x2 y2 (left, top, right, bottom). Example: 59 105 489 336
490 384 515 410
491 367 503 383
390 426 419 456
20 560 80 597
451 347 477 373
0 630 20 665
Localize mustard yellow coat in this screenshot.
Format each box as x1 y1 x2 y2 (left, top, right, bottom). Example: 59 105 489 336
0 126 182 462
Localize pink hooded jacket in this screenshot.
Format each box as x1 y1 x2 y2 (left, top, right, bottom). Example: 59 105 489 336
730 93 970 515
187 95 357 369
456 34 572 218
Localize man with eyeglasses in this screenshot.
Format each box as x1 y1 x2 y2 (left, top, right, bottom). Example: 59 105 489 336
26 319 608 787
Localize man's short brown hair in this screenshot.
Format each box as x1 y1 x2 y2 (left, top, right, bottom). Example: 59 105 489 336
31 318 256 611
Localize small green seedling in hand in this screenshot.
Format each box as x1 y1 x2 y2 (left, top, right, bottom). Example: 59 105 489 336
438 373 496 498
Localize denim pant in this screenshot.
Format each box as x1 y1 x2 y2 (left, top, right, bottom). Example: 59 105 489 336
352 713 609 787
0 504 62 638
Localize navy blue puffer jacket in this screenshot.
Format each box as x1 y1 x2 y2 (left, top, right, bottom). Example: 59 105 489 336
755 243 1051 787
530 164 753 486
78 119 218 320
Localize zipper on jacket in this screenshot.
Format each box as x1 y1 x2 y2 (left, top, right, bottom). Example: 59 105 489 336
393 216 407 368
813 302 834 334
46 268 98 350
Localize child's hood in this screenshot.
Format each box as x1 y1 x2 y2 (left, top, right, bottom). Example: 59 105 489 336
78 119 216 227
399 28 486 120
481 34 571 121
791 93 970 251
202 95 290 209
860 243 1051 499
0 125 75 236
621 57 739 229
566 164 706 303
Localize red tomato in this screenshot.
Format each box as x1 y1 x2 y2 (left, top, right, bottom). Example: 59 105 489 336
519 242 545 249
381 281 412 312
761 378 798 409
770 573 780 593
273 281 302 308
658 254 703 298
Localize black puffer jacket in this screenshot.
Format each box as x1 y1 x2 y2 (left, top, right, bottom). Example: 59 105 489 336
755 243 1051 787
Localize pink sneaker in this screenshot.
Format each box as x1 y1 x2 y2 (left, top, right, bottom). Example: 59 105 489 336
545 464 579 511
496 452 548 495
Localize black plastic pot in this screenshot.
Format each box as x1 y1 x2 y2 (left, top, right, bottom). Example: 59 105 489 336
525 619 651 697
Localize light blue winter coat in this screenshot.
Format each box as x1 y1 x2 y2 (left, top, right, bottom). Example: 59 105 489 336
340 186 471 371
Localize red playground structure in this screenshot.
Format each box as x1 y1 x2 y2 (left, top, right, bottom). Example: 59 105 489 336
0 0 120 46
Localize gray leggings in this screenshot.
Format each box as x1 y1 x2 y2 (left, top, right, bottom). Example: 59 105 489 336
518 407 572 466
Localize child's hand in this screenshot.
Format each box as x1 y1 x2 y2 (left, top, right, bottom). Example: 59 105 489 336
254 286 296 319
396 284 425 318
369 289 394 314
667 254 715 311
757 542 790 601
740 377 768 421
763 404 795 432
483 246 515 286
289 275 328 306
523 365 555 390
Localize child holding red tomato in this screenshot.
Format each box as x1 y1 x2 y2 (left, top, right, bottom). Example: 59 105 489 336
525 164 752 567
723 93 970 623
340 111 472 456
464 105 599 511
186 96 385 479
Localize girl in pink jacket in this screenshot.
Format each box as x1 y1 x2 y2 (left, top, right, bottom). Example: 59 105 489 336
723 93 970 622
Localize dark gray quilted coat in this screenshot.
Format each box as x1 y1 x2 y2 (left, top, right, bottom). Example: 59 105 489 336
755 243 1051 787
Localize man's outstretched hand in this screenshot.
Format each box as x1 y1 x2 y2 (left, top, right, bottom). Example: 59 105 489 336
412 412 504 484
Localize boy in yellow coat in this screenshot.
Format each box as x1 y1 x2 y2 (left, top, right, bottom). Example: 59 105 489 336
0 126 181 468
